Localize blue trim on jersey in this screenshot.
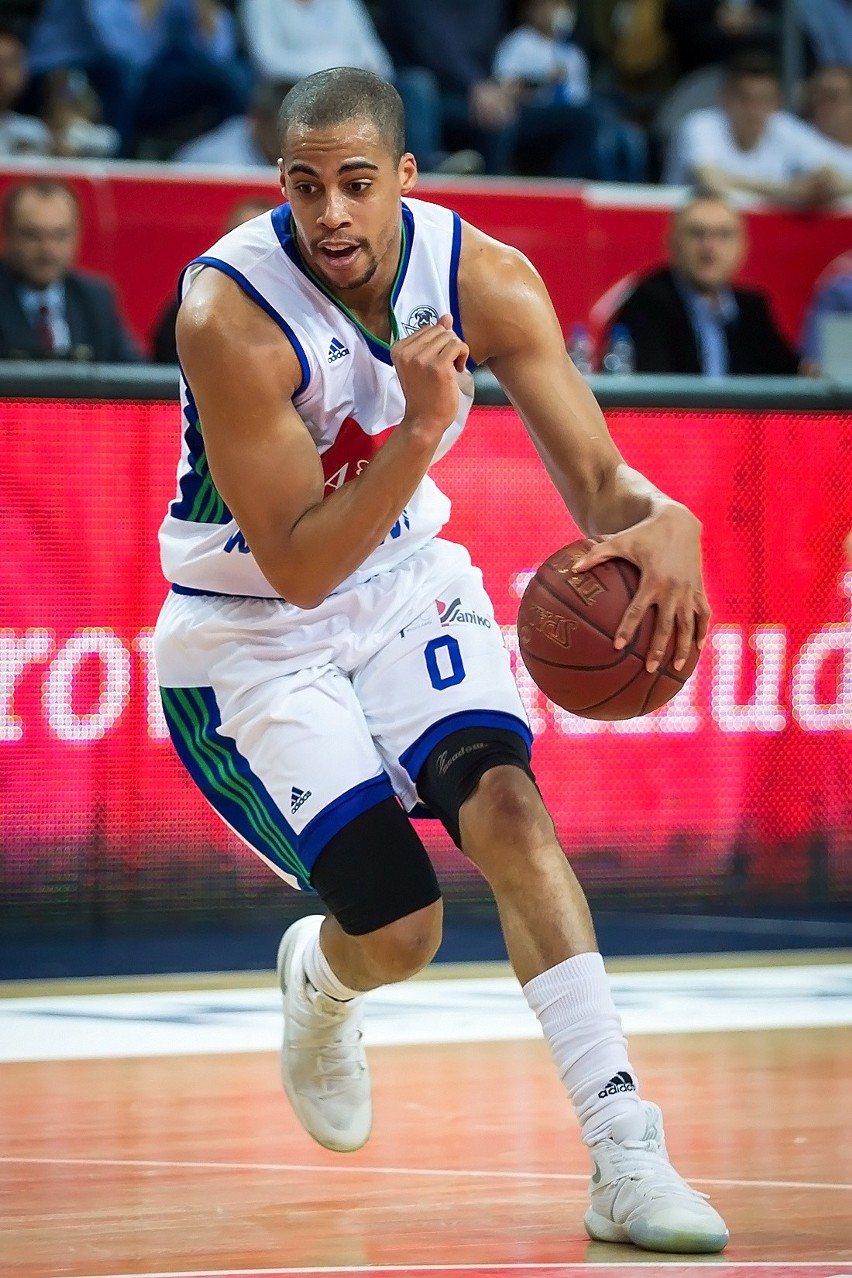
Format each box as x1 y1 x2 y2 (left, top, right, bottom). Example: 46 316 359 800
170 359 234 525
399 710 533 785
161 685 311 889
449 211 477 373
298 774 395 868
191 254 310 398
395 202 416 310
170 583 233 598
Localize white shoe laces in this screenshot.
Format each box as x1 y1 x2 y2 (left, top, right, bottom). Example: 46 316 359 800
606 1140 711 1204
290 985 366 1097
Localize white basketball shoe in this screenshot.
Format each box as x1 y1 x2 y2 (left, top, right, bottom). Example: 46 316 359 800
277 915 372 1153
584 1101 729 1253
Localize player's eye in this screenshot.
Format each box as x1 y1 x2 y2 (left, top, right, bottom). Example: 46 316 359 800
348 181 371 194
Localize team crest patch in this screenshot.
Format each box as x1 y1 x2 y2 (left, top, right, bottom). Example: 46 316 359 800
404 304 440 334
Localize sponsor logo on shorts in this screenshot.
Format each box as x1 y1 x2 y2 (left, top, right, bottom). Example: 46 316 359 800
438 597 491 628
290 785 312 813
404 304 440 335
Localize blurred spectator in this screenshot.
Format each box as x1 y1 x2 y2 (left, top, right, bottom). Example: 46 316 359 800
0 179 142 361
237 0 476 174
493 0 648 179
805 65 852 176
0 24 52 156
172 77 284 166
586 0 675 108
664 53 851 206
27 0 250 157
150 194 275 362
378 0 518 173
41 70 121 158
240 0 392 82
797 0 852 68
664 0 781 76
800 250 852 370
610 193 800 374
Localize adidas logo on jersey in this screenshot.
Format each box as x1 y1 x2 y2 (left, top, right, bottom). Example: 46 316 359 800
597 1070 636 1098
327 336 350 363
290 785 312 813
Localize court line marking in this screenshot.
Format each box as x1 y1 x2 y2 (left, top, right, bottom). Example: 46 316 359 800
2 1155 850 1193
63 1263 852 1278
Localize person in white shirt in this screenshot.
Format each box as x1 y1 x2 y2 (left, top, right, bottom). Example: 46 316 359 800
0 25 51 157
236 0 457 172
493 0 590 106
173 78 283 167
492 0 648 180
664 52 850 206
805 64 852 181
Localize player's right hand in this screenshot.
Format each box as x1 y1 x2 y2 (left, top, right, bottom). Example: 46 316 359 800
392 314 469 442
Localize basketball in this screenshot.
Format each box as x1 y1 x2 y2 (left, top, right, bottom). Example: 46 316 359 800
517 539 701 720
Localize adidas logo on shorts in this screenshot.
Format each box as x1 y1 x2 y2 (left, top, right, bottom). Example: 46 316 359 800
290 785 312 813
598 1070 636 1098
327 336 350 363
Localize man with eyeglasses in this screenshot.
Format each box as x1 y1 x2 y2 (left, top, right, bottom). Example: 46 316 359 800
0 179 141 362
608 193 800 375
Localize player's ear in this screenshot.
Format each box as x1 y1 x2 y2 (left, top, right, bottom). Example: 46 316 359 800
399 152 418 195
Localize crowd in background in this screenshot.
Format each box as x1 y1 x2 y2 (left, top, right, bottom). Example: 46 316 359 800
1 0 850 185
0 0 852 369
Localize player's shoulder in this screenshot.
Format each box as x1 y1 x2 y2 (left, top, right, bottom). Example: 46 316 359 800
458 218 537 290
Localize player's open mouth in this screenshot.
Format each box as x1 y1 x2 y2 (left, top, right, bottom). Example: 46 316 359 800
317 243 361 271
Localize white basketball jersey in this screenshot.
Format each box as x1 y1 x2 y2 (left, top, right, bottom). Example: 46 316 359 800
159 197 475 598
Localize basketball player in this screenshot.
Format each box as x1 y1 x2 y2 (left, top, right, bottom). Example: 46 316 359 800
154 68 727 1253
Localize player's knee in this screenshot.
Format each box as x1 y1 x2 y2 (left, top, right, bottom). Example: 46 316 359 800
356 900 443 984
459 766 556 883
416 725 536 849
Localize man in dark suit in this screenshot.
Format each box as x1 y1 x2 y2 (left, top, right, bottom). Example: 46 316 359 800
0 178 141 361
611 193 800 375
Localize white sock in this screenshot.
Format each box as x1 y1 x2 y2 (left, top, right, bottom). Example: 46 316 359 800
523 951 641 1146
303 928 363 1003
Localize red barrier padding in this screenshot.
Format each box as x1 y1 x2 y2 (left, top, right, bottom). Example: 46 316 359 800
1 166 850 355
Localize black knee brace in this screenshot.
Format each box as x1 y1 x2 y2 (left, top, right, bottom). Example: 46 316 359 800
309 796 441 935
416 726 536 849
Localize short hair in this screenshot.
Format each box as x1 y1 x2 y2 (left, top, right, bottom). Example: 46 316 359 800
676 190 742 220
278 68 406 162
3 180 81 232
724 51 780 87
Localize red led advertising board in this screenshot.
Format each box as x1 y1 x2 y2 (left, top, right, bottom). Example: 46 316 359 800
1 402 850 907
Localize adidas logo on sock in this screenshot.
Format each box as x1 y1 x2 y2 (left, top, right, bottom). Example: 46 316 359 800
598 1070 636 1098
290 785 312 813
327 336 350 363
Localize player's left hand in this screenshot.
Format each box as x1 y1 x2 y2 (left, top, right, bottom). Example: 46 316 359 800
571 506 711 673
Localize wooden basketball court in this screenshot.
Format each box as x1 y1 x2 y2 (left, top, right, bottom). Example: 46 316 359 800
1 955 851 1278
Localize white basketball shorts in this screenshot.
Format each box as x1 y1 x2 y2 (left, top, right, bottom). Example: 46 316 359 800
154 538 531 890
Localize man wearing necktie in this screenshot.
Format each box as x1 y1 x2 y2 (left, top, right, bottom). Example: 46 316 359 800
0 179 142 362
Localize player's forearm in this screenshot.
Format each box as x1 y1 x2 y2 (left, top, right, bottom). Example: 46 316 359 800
583 462 693 537
691 164 786 201
258 424 440 608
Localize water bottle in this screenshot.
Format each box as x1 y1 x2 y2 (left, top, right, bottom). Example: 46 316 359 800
602 323 635 375
567 322 595 374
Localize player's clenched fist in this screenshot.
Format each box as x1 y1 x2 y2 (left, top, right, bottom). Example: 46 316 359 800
392 313 469 441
